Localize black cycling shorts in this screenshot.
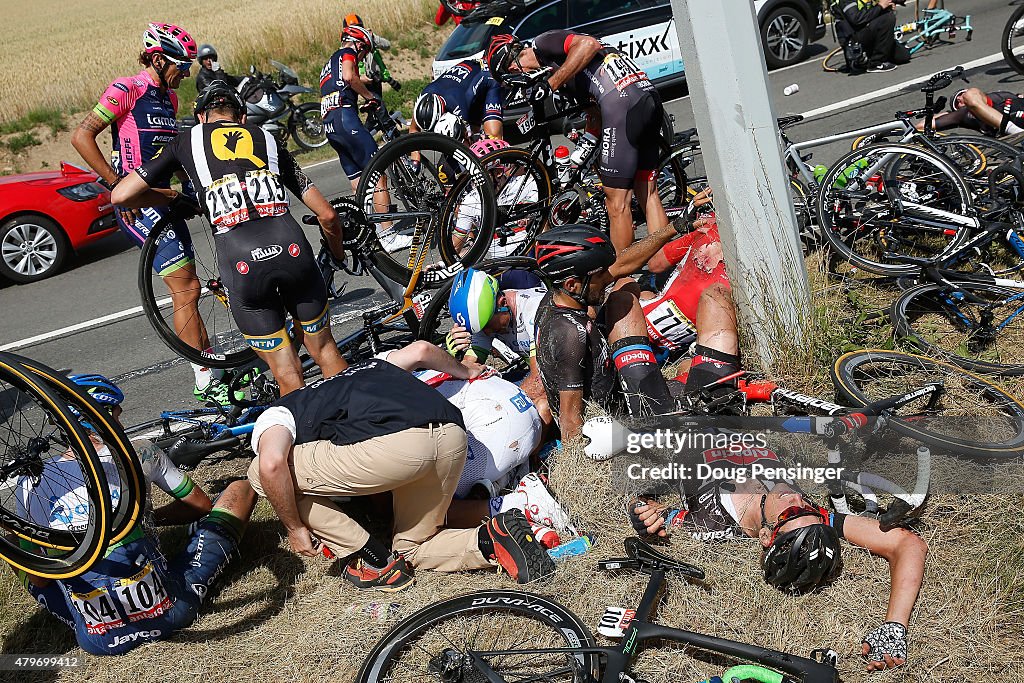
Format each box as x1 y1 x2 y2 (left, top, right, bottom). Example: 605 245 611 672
598 92 665 189
214 215 329 352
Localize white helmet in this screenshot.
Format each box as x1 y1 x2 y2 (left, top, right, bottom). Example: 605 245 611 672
434 112 468 140
581 415 633 461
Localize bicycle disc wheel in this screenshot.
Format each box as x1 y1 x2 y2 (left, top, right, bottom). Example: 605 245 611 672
816 143 973 276
15 356 145 544
822 46 847 73
891 282 1024 376
356 132 497 287
355 590 601 683
1002 4 1024 76
139 217 257 369
831 349 1024 459
441 147 551 263
0 354 110 579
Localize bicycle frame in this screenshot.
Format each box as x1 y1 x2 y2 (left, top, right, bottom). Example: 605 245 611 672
784 119 917 187
899 8 972 55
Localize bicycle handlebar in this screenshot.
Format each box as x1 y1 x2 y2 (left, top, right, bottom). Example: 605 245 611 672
920 66 966 93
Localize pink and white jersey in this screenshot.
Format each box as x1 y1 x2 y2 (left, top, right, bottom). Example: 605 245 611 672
92 70 179 185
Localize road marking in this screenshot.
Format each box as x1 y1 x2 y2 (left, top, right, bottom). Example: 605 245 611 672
799 51 1007 120
302 157 338 171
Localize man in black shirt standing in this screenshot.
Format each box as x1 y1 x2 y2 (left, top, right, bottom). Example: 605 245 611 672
112 83 348 396
247 360 556 591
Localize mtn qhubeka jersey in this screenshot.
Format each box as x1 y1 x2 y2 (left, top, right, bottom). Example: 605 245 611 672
93 70 179 188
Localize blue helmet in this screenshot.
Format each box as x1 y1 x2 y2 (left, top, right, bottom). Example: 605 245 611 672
70 373 124 408
448 269 503 333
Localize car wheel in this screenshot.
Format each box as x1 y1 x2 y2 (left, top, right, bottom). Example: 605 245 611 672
761 6 810 69
0 215 70 283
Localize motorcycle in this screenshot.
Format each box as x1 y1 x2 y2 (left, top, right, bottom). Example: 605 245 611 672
236 60 326 150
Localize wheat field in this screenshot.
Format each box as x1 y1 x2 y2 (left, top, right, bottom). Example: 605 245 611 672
0 0 436 123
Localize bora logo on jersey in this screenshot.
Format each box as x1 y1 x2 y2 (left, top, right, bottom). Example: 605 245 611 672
211 127 265 168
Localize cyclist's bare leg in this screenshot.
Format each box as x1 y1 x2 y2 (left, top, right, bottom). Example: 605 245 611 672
604 185 636 253
603 278 649 341
211 478 258 524
259 345 305 396
633 174 669 231
674 283 740 375
445 498 489 528
162 263 211 351
303 323 349 377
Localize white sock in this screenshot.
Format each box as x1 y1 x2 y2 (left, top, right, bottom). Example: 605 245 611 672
192 363 212 390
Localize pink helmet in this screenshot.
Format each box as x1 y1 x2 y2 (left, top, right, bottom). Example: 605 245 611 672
470 137 510 157
143 23 198 60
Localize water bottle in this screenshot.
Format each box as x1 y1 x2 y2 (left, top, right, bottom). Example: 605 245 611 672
833 158 869 189
569 132 598 167
812 164 829 184
554 145 572 184
783 84 799 96
547 535 594 562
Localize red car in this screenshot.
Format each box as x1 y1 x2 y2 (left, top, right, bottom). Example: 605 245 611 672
0 162 118 283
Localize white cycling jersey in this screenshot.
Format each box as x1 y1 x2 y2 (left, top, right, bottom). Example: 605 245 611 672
470 286 547 360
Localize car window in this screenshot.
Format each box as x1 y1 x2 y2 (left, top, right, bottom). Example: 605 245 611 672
516 1 567 39
437 20 504 61
568 0 649 26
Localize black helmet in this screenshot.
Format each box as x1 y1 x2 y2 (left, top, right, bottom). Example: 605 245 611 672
534 224 615 283
762 522 842 593
486 34 524 83
195 82 245 117
197 43 217 61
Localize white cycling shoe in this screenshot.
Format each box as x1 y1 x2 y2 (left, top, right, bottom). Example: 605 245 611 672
377 230 413 253
499 473 576 535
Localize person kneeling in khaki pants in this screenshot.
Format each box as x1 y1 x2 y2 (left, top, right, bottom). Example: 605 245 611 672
247 358 554 592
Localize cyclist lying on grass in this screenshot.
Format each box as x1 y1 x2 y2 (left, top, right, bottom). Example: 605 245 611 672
248 357 555 591
629 452 927 673
14 374 257 655
374 340 573 535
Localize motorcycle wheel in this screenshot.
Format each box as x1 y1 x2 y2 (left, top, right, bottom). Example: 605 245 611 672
290 103 328 150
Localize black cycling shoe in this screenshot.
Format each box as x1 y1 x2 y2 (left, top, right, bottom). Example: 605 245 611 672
485 509 555 584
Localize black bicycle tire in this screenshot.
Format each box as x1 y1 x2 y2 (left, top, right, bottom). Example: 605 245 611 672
138 218 257 369
654 143 693 211
290 102 328 150
440 147 552 264
357 132 497 286
355 589 601 683
831 349 1024 459
815 143 973 276
1002 4 1024 77
0 355 110 579
891 282 1024 376
17 357 146 545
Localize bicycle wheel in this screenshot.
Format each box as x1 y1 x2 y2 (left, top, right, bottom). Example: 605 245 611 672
831 349 1024 459
357 132 497 287
790 177 820 250
1003 4 1024 76
927 135 1024 200
0 355 110 579
816 143 973 276
15 356 146 545
441 147 552 263
139 217 257 369
355 590 601 683
891 282 1024 376
822 46 847 73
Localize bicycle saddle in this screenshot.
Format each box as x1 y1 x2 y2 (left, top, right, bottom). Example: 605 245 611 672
777 115 804 130
597 538 705 580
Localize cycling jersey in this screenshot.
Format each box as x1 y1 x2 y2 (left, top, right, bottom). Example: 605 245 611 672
997 94 1024 135
531 30 663 187
93 70 179 182
320 47 360 114
936 90 1015 136
424 60 503 127
319 46 378 180
137 121 313 233
535 290 618 419
470 286 547 360
640 223 730 352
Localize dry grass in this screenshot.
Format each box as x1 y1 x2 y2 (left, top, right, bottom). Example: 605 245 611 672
2 255 1023 681
0 0 437 124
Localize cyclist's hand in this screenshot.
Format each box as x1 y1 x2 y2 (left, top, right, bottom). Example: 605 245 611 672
360 98 381 114
445 324 472 356
530 80 552 104
629 499 670 537
117 206 142 226
319 213 343 244
287 527 318 557
464 359 490 380
861 622 907 671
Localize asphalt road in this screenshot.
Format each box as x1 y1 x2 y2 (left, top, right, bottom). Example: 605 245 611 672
2 0 1021 426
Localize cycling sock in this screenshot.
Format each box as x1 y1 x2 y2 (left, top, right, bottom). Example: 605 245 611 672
477 525 495 559
203 508 247 544
611 336 675 417
192 363 212 391
682 344 741 396
357 536 394 570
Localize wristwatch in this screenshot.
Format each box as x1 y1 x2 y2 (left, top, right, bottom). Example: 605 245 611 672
96 176 121 191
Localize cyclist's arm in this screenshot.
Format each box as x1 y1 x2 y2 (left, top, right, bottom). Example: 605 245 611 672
385 340 485 379
839 0 889 29
840 514 927 630
111 147 183 209
547 34 602 92
342 53 378 102
521 355 546 404
557 389 585 441
597 221 685 286
280 148 343 258
71 111 119 186
481 77 504 139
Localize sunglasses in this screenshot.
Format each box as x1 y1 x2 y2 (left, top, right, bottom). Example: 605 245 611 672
760 495 827 545
162 54 193 73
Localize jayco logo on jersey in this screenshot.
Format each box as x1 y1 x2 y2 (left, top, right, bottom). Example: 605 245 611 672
251 245 283 261
108 629 162 649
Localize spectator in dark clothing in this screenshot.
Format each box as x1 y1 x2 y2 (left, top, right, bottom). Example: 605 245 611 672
195 44 241 93
834 0 911 73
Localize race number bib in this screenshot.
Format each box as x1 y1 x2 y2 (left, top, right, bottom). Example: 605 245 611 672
245 169 288 219
205 174 249 229
644 299 694 350
602 53 648 92
71 587 124 635
114 563 172 623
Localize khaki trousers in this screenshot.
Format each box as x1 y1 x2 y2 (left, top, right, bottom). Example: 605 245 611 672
248 423 490 572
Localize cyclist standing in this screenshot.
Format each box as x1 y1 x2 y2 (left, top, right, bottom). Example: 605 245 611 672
486 32 670 253
320 24 408 252
71 23 231 405
410 59 504 141
112 84 348 396
341 13 393 101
